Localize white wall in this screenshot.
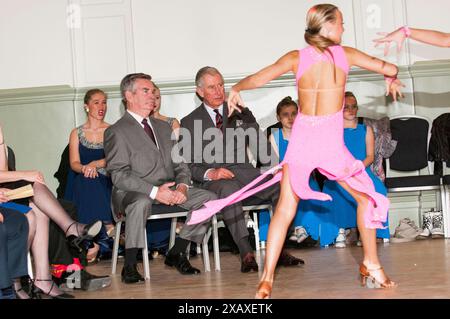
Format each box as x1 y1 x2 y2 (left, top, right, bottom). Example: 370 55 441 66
0 0 73 89
1 0 450 89
132 0 356 82
406 0 450 63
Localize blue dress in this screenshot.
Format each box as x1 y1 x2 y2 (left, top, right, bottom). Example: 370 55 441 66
64 127 112 224
321 124 390 240
0 202 31 214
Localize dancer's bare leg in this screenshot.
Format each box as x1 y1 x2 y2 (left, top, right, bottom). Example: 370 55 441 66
337 180 396 287
256 165 299 298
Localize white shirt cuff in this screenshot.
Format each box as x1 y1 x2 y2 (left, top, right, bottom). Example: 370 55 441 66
204 169 214 181
149 186 159 200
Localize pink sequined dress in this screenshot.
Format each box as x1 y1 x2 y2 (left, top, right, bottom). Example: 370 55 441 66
187 45 389 230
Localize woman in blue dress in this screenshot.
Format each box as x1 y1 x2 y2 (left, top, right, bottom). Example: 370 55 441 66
320 92 390 247
65 89 112 261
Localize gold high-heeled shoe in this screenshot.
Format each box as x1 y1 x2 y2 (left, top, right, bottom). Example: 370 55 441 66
359 264 397 289
255 281 272 299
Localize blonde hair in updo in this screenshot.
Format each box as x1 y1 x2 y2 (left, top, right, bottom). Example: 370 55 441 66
304 4 339 81
304 4 339 53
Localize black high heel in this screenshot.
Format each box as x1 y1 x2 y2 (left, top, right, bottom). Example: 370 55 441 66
65 220 102 252
32 279 75 299
14 276 34 299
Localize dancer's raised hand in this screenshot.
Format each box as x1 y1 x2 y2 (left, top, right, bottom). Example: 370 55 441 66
374 27 407 56
227 88 245 116
385 77 405 102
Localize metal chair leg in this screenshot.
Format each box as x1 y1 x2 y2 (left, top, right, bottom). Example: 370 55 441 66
143 227 150 280
443 184 450 238
169 217 177 249
111 221 122 275
202 230 211 272
212 215 221 271
252 211 261 251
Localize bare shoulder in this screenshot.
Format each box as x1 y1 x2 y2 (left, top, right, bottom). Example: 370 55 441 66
365 124 374 138
342 46 357 60
282 50 299 62
274 50 299 72
69 127 79 138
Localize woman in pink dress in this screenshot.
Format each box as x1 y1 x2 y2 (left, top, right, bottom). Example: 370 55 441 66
188 4 404 298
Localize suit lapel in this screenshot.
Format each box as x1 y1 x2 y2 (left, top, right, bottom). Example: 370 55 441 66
149 117 165 154
124 112 160 153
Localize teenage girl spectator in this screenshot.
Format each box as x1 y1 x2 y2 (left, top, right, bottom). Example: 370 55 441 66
65 89 113 262
319 92 390 247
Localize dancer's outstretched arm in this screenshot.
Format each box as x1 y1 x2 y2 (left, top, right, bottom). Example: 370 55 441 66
374 27 450 55
228 51 298 114
344 47 405 101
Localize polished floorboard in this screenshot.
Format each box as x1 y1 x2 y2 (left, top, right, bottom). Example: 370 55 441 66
74 239 450 299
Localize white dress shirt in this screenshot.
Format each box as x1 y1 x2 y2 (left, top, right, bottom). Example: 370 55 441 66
126 110 160 199
202 103 224 181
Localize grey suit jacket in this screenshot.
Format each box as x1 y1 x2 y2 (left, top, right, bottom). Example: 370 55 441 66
180 103 274 184
104 112 191 216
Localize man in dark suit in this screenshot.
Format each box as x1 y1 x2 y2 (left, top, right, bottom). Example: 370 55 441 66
104 73 217 283
180 67 303 273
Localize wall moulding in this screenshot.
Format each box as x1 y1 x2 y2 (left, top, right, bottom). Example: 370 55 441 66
1 60 449 106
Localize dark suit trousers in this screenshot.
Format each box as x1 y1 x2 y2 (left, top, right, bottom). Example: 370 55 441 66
0 208 29 289
203 166 280 245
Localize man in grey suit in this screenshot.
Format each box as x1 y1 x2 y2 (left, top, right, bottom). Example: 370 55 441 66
180 67 304 273
104 73 217 283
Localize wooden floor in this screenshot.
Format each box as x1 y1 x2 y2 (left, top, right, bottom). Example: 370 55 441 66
74 239 450 299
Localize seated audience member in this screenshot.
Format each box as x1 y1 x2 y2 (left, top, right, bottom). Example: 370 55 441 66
180 67 303 271
0 207 28 299
319 92 390 247
151 83 181 135
149 83 179 253
104 73 219 283
0 124 102 298
65 89 113 262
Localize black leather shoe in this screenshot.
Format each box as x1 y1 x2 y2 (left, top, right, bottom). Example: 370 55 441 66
241 252 259 273
121 264 145 284
164 252 201 275
277 251 305 267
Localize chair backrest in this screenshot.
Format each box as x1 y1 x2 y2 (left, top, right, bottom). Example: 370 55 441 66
7 146 16 171
387 115 431 176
